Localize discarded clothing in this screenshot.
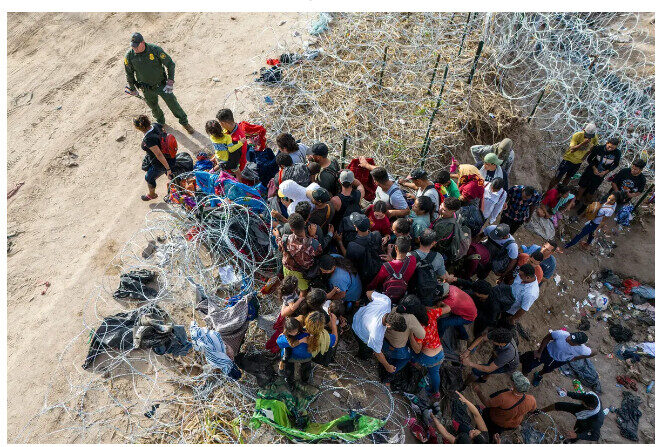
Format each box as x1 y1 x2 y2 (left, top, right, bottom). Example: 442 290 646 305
113 269 158 301
82 304 191 369
615 204 634 226
599 269 623 287
630 285 654 300
577 316 591 331
193 282 253 355
609 323 633 343
235 351 278 388
256 65 282 84
559 358 602 393
524 214 555 240
616 391 641 441
439 363 465 394
390 362 425 394
190 321 241 379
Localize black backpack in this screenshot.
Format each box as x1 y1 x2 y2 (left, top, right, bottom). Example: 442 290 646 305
409 251 441 306
491 284 515 314
459 202 485 237
484 238 515 274
351 235 383 284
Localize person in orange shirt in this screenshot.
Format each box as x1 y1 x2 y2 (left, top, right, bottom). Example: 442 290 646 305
503 250 544 285
473 371 537 436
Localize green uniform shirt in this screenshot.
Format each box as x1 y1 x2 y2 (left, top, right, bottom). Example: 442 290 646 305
124 43 176 89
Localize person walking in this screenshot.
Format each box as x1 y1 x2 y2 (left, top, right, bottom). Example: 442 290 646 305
124 32 194 134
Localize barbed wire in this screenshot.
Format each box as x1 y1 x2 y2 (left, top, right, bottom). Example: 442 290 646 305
19 12 655 443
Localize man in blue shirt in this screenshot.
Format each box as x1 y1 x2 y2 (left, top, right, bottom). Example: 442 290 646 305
521 240 558 286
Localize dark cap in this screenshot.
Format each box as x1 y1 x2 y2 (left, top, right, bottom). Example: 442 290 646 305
570 332 588 345
410 168 428 180
349 212 370 231
307 142 328 157
310 187 331 203
491 223 510 239
131 32 144 48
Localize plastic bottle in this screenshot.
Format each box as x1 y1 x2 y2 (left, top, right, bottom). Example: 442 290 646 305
646 381 654 393
572 379 584 393
556 387 567 397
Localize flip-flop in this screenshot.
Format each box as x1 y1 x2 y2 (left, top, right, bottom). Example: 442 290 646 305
141 194 158 201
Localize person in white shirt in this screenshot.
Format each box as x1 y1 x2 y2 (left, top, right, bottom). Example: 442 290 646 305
357 158 410 218
506 265 540 324
520 330 595 386
481 178 507 225
564 193 618 249
352 291 408 373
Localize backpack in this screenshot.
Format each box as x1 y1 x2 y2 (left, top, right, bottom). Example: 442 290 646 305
433 215 471 263
583 201 602 221
485 238 515 274
459 203 485 236
172 152 194 176
381 257 411 303
409 251 441 306
491 284 515 314
351 236 383 283
158 130 178 159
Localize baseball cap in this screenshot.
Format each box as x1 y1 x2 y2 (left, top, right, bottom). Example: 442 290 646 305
491 223 510 239
349 212 370 231
131 32 144 48
307 142 328 157
410 168 428 180
570 332 588 345
310 187 331 203
339 170 355 184
584 122 597 138
512 371 531 393
484 153 503 166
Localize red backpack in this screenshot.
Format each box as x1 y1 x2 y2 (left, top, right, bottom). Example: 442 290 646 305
433 182 446 205
381 257 411 303
159 131 178 158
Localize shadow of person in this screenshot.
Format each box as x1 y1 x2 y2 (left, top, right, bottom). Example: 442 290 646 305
165 126 211 156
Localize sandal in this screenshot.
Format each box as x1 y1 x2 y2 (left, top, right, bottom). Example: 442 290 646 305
141 193 158 201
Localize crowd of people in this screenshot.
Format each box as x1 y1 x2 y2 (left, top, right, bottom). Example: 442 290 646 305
129 37 646 440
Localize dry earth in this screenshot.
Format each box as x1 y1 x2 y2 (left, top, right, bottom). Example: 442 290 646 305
7 12 655 443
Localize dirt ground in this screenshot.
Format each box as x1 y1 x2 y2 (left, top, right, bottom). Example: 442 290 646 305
7 12 655 443
6 12 313 441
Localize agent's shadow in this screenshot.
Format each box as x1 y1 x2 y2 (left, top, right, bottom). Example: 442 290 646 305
166 126 212 156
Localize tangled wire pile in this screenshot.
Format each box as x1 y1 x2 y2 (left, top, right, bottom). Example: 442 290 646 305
18 188 405 443
229 12 653 178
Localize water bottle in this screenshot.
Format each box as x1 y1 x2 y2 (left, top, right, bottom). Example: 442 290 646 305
646 381 654 393
556 387 567 397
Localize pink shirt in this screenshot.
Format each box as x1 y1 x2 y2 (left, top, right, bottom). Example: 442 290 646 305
442 285 477 322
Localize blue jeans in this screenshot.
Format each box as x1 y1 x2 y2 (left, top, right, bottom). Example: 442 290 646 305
380 340 412 383
414 350 445 394
438 315 473 340
565 221 599 248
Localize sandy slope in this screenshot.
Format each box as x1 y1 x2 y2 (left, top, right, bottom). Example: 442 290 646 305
7 12 311 441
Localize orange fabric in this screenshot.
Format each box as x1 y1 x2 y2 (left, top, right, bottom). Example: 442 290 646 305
488 391 537 428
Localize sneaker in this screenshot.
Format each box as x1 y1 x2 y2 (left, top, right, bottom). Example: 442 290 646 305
532 372 543 387
182 123 195 134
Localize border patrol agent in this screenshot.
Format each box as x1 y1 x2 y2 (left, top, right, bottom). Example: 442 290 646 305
124 32 195 134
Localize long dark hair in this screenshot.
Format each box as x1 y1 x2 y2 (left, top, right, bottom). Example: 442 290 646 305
334 256 358 275
397 294 429 326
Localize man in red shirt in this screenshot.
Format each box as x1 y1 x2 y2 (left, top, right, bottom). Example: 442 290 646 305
438 283 478 340
367 236 416 297
538 184 574 219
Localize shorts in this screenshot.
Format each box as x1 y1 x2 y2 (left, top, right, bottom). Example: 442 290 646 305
218 149 242 171
283 267 309 291
555 160 581 179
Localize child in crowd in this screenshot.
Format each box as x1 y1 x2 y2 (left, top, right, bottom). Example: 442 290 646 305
434 169 461 199
367 201 392 236
409 195 435 242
